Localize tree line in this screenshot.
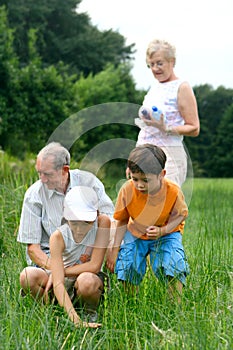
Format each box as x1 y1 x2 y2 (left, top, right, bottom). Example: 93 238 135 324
0 1 232 177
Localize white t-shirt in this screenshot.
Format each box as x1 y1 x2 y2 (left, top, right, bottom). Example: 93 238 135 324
137 79 186 147
58 219 98 268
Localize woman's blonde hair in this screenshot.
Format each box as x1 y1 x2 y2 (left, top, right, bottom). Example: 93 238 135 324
146 39 176 66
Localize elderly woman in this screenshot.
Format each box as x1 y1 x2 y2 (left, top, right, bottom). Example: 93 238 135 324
136 38 200 186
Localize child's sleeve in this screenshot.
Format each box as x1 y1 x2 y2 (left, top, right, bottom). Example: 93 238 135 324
173 189 188 218
113 186 130 221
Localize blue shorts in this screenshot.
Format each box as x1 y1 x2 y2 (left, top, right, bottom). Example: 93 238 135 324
115 231 189 285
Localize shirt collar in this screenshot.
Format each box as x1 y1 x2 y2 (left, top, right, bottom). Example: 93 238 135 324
47 188 64 199
41 181 66 199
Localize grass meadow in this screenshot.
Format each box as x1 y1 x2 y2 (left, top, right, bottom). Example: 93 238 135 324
1 151 233 350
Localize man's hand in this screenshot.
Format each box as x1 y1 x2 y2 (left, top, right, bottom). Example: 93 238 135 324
28 243 51 270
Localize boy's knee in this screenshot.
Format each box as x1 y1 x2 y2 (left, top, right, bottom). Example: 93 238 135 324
75 273 102 296
20 266 47 288
19 267 30 288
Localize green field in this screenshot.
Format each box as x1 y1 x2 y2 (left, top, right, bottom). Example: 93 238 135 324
1 153 233 349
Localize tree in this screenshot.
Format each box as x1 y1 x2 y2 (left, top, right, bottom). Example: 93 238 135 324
0 7 77 156
0 7 142 157
187 84 233 177
74 63 142 108
0 5 19 142
209 104 233 177
2 58 77 156
66 64 143 162
0 0 135 75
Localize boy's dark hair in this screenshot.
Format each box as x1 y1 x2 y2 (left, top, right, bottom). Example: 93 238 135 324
127 144 166 175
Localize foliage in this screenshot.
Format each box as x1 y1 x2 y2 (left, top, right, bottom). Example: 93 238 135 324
0 0 135 75
0 6 142 160
0 56 77 156
185 84 233 177
67 64 143 163
208 104 233 177
0 8 76 156
74 63 142 108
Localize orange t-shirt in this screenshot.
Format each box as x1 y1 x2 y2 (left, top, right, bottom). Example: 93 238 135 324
114 178 188 240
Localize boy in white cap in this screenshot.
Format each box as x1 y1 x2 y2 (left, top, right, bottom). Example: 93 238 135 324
45 186 110 328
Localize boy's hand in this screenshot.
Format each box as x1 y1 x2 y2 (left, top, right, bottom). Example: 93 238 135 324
43 273 53 304
81 321 102 328
74 319 102 328
146 226 163 239
106 246 119 273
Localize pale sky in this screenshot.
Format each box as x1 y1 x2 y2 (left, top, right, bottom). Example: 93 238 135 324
78 0 233 91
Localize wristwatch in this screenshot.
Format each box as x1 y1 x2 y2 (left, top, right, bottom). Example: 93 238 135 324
166 125 173 136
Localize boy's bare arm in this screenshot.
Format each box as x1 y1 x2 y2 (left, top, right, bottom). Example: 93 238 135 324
106 219 128 273
146 215 185 239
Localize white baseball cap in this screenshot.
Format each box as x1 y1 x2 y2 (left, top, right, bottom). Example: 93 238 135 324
63 186 98 221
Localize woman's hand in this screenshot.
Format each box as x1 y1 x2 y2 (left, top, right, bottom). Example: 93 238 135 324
141 113 167 133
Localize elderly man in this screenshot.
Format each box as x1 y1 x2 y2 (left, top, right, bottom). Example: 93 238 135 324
18 142 114 299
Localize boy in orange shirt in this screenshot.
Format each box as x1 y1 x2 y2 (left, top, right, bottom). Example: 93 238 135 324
107 144 189 300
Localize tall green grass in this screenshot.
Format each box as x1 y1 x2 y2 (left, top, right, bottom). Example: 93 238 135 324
1 153 233 349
